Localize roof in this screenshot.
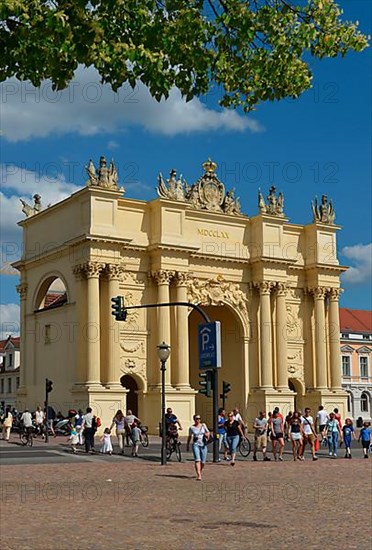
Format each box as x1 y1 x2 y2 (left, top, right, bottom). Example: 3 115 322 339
0 336 20 352
339 309 372 334
42 292 67 309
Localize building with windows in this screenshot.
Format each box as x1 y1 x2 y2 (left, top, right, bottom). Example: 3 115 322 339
0 335 20 411
340 308 372 422
13 157 348 431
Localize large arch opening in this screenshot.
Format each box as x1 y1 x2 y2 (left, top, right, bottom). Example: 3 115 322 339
34 275 68 311
120 374 139 416
188 304 245 427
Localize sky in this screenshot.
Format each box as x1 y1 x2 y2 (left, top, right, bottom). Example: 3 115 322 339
0 0 371 338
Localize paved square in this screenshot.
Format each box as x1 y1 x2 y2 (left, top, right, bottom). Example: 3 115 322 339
1 443 371 550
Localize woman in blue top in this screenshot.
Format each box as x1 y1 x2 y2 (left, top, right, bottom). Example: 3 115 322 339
342 418 355 459
324 412 343 458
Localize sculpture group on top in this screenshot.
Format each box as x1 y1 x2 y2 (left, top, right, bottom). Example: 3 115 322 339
85 156 122 191
20 194 43 218
157 159 242 215
311 194 336 225
258 185 285 217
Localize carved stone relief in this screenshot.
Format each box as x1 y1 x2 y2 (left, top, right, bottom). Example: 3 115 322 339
286 304 302 340
187 274 248 320
120 341 145 354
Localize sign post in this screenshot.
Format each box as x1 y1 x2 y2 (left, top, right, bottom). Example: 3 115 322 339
198 321 221 463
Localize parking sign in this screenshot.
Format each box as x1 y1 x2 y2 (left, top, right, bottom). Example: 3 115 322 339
198 321 221 369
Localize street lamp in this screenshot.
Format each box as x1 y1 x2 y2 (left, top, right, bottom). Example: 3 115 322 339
157 341 171 465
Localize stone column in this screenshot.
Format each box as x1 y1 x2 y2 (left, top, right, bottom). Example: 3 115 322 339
174 272 190 388
311 287 328 389
259 282 273 388
329 288 342 390
153 270 174 386
16 282 28 388
84 261 104 386
73 265 86 385
104 264 124 386
276 283 288 389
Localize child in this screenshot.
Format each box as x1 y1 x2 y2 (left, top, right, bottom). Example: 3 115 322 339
100 428 113 455
342 418 355 458
130 421 142 457
68 426 79 453
358 421 372 459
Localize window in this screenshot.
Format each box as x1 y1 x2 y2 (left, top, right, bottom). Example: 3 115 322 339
8 354 13 367
347 394 351 412
0 379 3 394
360 392 369 412
342 356 351 377
341 333 349 339
363 335 370 340
16 377 20 389
360 356 369 378
7 378 12 393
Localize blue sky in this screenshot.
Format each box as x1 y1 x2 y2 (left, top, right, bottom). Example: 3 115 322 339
1 0 371 336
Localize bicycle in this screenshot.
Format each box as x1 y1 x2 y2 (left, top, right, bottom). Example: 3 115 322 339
20 427 33 447
140 425 149 447
238 429 251 458
166 434 182 462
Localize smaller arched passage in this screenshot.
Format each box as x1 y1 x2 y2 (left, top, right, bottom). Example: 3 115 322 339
34 274 68 311
120 374 145 417
288 378 305 413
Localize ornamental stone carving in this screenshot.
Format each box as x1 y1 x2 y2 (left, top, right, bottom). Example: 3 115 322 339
120 358 147 379
174 272 190 287
311 194 336 224
329 288 343 301
257 281 274 295
308 286 327 300
123 292 140 326
86 156 123 191
120 341 145 354
258 186 285 217
187 274 248 319
286 304 301 338
156 159 242 215
276 282 288 296
73 262 104 279
104 263 125 280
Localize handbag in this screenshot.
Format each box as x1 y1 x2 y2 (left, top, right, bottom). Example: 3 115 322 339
314 437 320 451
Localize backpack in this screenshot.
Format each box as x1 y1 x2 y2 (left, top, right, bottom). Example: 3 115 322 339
92 416 101 430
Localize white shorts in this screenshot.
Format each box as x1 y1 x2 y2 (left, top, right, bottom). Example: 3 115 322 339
291 433 302 441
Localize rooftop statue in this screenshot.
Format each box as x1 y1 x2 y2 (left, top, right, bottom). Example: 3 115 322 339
157 169 187 201
311 194 336 224
258 185 285 217
20 194 43 218
156 159 242 215
85 156 122 191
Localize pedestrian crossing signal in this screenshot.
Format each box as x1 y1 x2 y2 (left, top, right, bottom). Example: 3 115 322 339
199 370 212 397
46 378 53 393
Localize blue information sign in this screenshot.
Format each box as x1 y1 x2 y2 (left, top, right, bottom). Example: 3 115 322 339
198 321 221 369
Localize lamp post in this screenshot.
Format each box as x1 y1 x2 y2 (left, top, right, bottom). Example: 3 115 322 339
157 342 171 465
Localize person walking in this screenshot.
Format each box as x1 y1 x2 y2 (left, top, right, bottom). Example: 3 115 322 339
67 426 79 453
358 421 372 459
110 410 127 455
316 405 329 440
186 414 210 481
75 409 84 445
324 412 343 458
130 421 142 457
252 411 270 462
82 407 95 453
217 408 229 461
2 408 13 441
35 406 45 439
269 409 285 461
300 408 318 461
342 418 355 458
225 411 245 466
100 428 113 455
288 411 303 461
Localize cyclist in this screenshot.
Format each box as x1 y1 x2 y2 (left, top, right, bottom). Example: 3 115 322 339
21 409 33 442
165 408 182 445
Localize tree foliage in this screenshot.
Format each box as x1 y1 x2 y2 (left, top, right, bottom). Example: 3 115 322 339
0 0 369 111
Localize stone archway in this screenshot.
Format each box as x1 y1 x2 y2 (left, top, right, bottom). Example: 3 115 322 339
288 378 305 413
120 375 139 416
188 303 245 427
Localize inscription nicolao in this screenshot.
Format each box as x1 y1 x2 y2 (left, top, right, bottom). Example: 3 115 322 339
198 228 230 239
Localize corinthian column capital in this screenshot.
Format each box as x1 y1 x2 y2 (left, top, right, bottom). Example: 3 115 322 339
83 261 105 279
174 271 189 287
151 269 175 285
329 288 343 302
308 286 327 300
259 281 274 295
104 263 125 281
276 282 288 297
16 283 28 300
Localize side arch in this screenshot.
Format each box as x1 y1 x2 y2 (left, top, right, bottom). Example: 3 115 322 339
33 271 70 311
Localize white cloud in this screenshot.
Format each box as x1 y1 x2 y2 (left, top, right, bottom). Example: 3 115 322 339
107 140 120 150
341 243 372 284
0 165 79 263
0 303 20 340
0 66 264 142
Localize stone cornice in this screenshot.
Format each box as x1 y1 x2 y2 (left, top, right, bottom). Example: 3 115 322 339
305 263 348 274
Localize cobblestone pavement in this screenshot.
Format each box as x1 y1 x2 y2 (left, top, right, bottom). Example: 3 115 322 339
1 437 371 550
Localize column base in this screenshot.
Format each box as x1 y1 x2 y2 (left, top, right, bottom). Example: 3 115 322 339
248 388 296 423
142 387 197 434
71 384 128 432
304 388 348 420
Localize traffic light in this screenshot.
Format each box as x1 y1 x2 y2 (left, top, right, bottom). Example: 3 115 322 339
46 378 53 393
111 296 127 321
222 381 231 397
199 370 212 397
